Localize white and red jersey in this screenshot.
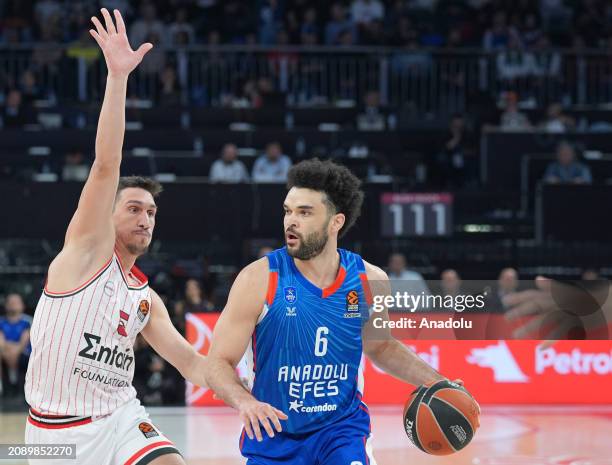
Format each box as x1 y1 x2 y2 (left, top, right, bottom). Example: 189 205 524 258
25 253 152 417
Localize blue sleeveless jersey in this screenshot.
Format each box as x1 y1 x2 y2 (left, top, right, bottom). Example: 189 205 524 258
249 247 371 434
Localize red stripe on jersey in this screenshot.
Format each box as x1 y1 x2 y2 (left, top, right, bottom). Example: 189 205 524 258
114 251 148 287
359 272 373 305
47 290 80 411
266 271 278 306
80 268 115 416
34 297 53 396
44 256 113 296
66 271 103 413
61 282 91 413
42 294 70 408
124 441 174 465
30 408 73 418
322 266 347 298
109 289 131 413
27 415 92 429
239 429 246 450
130 265 148 285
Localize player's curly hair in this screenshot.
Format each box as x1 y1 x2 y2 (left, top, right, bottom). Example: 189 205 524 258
287 159 364 237
116 176 163 200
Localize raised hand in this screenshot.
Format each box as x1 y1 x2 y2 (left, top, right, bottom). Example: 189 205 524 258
89 8 153 78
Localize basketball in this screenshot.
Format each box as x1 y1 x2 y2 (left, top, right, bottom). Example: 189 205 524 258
403 380 480 455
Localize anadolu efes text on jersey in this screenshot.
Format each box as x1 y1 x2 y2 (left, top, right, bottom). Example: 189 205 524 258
246 247 372 434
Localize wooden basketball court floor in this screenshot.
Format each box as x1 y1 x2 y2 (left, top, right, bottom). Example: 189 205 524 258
1 405 611 464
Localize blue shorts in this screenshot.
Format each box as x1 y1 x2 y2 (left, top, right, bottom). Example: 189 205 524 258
239 403 376 465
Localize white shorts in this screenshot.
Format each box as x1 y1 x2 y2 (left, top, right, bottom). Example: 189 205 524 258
25 398 180 465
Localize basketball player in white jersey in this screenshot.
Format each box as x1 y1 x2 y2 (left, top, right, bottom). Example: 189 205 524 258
24 9 207 465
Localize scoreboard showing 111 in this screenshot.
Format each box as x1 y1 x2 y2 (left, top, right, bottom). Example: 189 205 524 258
380 193 453 237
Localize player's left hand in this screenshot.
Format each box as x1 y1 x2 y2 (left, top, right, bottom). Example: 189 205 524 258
89 8 153 78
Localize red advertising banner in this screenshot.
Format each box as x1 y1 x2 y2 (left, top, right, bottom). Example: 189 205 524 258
186 313 612 406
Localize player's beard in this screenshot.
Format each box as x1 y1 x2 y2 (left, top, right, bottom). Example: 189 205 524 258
126 240 149 257
287 225 329 260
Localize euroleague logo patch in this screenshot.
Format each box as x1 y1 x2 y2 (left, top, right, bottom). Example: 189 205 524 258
138 422 159 439
346 290 359 310
344 290 360 318
137 299 150 322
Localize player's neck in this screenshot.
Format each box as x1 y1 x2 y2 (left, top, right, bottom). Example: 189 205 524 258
293 245 340 289
114 243 138 275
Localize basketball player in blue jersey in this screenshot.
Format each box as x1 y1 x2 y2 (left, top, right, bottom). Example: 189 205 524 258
206 159 463 464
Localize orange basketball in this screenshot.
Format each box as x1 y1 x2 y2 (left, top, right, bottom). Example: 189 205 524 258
403 380 480 455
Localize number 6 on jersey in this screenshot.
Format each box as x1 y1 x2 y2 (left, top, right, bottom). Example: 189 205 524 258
314 326 329 356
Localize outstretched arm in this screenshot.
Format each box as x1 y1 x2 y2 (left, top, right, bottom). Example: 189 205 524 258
141 289 207 389
47 9 152 291
362 262 445 386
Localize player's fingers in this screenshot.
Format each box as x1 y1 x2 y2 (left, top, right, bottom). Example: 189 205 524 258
504 297 548 321
504 304 535 321
502 289 542 309
89 29 104 48
453 378 464 386
273 407 288 420
136 42 153 59
267 411 283 432
249 413 263 442
101 8 116 35
113 9 126 35
241 415 254 440
91 16 108 40
257 412 276 438
513 310 564 339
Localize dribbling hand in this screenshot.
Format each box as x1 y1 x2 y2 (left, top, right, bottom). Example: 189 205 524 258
237 398 288 442
89 8 153 77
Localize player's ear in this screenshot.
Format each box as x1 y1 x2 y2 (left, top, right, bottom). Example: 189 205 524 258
331 213 345 233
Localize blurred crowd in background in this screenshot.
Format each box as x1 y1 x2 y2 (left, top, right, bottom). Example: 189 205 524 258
2 0 612 48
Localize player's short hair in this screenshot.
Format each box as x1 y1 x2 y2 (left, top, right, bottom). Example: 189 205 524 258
116 176 163 201
287 159 364 237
